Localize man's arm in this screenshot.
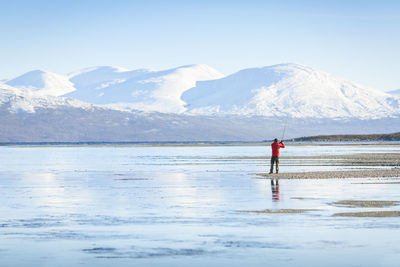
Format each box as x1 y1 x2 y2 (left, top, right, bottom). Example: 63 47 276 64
279 142 285 148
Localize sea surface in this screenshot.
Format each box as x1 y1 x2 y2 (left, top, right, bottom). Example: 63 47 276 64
0 143 399 266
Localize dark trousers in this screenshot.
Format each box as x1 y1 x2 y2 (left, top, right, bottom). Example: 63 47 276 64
270 156 279 173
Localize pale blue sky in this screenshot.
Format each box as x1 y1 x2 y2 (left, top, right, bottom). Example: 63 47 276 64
1 0 399 91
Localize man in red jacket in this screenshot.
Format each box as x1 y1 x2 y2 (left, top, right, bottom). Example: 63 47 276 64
270 138 285 174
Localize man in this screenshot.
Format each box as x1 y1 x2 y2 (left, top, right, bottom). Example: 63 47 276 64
270 138 285 174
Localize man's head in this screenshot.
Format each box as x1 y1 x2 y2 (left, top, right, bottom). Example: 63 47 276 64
274 138 278 142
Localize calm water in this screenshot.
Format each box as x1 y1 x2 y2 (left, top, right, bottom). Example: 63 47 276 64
0 144 399 266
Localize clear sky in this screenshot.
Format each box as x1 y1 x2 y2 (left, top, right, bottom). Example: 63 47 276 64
1 0 399 91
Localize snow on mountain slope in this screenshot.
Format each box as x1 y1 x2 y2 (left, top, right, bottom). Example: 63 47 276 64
66 64 224 113
6 70 76 96
388 89 400 96
68 66 148 90
0 83 92 113
182 63 400 119
2 64 224 114
66 66 152 106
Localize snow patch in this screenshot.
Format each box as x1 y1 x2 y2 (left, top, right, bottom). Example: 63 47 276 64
0 83 94 113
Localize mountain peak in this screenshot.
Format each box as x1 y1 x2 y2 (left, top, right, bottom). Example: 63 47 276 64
164 64 224 78
268 62 308 68
176 63 219 70
24 69 47 75
6 70 75 96
67 65 131 78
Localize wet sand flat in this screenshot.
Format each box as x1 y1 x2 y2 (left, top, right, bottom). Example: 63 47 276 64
238 209 319 214
257 152 400 179
333 211 400 217
331 200 399 208
259 169 400 179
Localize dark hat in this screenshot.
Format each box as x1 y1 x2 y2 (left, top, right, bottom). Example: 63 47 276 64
274 138 278 142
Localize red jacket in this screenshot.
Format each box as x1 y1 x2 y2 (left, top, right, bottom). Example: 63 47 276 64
271 141 285 156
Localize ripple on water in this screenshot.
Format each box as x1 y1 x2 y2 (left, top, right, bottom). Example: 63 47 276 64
82 246 216 259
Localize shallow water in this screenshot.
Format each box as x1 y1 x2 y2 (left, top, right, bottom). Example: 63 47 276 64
0 144 399 266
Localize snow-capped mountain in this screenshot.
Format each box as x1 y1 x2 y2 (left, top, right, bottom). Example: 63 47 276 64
6 70 75 96
3 63 400 121
2 77 400 142
66 64 224 113
182 63 400 119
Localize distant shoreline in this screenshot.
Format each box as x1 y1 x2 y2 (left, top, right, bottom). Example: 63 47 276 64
294 132 400 142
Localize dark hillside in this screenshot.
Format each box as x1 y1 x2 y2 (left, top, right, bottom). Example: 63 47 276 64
294 132 400 141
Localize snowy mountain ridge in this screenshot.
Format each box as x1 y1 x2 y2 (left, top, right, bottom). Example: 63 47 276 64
5 64 225 114
3 63 400 119
183 63 400 119
66 63 224 113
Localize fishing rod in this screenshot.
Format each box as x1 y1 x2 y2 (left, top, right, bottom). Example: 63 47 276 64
281 116 289 141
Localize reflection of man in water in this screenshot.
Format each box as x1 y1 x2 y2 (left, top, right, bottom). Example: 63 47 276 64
270 138 285 174
271 179 280 201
